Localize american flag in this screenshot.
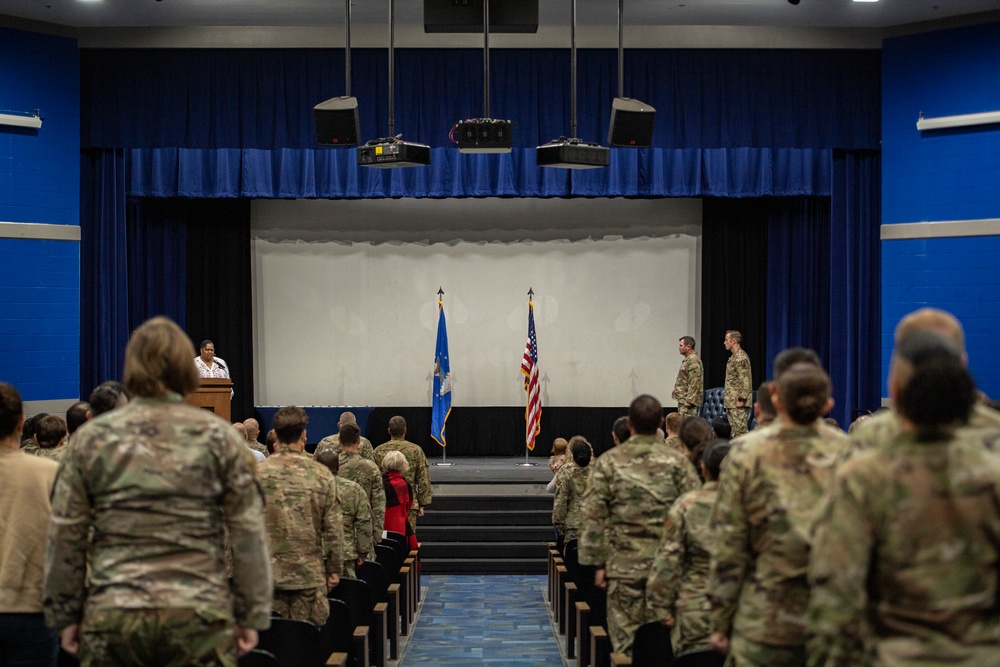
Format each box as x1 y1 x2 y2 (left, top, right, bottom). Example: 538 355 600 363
521 301 541 451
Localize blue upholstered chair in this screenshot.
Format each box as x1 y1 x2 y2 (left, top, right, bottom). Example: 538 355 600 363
698 387 757 432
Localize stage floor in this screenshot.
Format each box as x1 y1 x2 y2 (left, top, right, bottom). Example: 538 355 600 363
426 456 554 495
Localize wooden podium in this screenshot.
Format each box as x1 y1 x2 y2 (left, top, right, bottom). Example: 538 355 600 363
187 378 233 422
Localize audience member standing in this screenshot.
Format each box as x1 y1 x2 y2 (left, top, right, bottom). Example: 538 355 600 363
381 451 419 551
850 308 1000 453
315 450 373 580
243 418 268 458
336 423 386 553
20 413 45 454
256 406 343 627
579 394 702 657
44 316 272 665
708 363 848 666
551 439 593 542
648 440 731 666
34 415 68 461
87 380 130 418
723 330 753 438
673 336 704 417
0 382 59 666
65 401 90 446
373 416 432 531
314 411 376 462
545 437 569 494
808 332 1000 666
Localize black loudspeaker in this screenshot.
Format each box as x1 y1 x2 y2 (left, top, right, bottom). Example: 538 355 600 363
314 96 359 146
607 97 656 148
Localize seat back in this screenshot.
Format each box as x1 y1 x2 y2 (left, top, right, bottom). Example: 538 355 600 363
630 620 673 667
672 650 726 667
319 598 355 664
375 543 403 584
238 649 280 667
382 531 409 559
329 576 375 631
698 387 725 423
563 538 580 583
356 560 390 603
257 617 324 667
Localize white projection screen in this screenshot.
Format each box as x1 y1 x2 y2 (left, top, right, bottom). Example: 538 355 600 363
252 197 702 408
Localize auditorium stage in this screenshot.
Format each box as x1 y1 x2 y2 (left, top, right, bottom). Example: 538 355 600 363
427 456 553 496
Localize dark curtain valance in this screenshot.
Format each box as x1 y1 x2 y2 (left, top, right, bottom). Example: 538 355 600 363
126 146 832 199
82 48 880 151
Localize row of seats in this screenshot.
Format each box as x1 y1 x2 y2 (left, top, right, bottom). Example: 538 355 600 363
548 540 723 667
240 530 421 667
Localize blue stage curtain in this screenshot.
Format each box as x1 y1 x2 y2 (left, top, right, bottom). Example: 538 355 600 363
126 198 188 332
126 146 832 199
82 48 880 151
80 148 130 396
764 150 881 427
829 149 882 420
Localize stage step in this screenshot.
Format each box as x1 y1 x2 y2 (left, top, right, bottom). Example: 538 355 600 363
419 493 553 575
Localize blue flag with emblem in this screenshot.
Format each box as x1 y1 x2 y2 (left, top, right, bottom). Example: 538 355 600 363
431 300 452 446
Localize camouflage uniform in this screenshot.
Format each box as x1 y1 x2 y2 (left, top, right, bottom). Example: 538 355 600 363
646 481 719 658
21 439 40 455
373 439 432 529
724 348 753 438
808 428 1000 667
36 445 66 461
579 433 702 656
315 434 376 463
334 477 373 579
663 435 687 456
708 422 849 667
246 438 268 458
338 451 386 549
257 447 343 628
673 352 704 417
848 402 1000 457
44 395 273 666
551 461 590 541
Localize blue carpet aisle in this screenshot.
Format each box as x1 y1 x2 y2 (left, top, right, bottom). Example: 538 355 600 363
399 574 566 666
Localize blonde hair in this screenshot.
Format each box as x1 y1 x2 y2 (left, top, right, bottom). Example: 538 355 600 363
552 438 568 456
124 317 200 398
382 450 409 473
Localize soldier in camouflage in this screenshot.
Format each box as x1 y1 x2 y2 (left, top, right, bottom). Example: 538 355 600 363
808 331 1000 667
673 336 704 417
551 439 593 541
373 416 432 531
34 414 68 461
243 418 268 458
579 394 702 657
313 411 376 463
44 317 272 666
723 330 753 438
256 406 343 628
708 363 848 667
315 450 373 579
848 308 1000 457
647 440 731 661
336 423 385 553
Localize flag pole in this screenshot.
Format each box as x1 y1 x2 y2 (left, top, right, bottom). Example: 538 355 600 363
517 287 539 467
433 287 455 467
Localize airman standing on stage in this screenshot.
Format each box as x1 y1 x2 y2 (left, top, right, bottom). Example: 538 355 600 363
723 330 753 438
673 336 704 417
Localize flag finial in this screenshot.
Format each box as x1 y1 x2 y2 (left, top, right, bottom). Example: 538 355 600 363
438 287 444 298
527 287 534 300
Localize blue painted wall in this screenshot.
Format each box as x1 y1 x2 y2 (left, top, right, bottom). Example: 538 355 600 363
881 21 1000 399
0 27 81 402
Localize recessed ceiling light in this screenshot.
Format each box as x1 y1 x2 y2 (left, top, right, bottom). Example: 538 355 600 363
853 0 879 3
